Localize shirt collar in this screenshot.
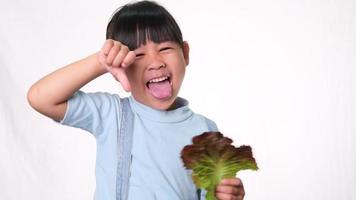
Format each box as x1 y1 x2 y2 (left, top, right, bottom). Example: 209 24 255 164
128 96 193 123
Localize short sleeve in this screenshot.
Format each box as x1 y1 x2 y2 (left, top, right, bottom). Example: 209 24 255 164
205 118 219 132
59 90 121 137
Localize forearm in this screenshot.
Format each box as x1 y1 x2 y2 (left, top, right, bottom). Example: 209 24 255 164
27 52 106 119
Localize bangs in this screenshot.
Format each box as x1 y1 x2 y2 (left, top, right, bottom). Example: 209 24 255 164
106 1 183 50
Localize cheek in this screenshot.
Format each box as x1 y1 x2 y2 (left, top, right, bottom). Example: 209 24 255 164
167 54 186 72
172 65 186 85
174 58 187 77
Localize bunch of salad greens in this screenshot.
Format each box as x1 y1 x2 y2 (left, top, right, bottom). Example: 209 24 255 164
181 132 258 200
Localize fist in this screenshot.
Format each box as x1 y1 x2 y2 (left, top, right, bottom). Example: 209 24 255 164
98 39 136 92
215 178 245 200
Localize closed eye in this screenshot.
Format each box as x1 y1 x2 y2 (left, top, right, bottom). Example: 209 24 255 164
136 53 145 58
160 47 173 52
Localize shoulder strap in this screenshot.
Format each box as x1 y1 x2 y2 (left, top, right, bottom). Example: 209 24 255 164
116 97 134 200
116 97 205 200
197 189 201 200
198 188 207 200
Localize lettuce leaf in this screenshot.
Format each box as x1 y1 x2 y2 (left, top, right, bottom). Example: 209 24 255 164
180 132 258 200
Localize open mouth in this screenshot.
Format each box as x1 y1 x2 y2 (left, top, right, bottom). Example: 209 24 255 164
146 75 173 100
146 75 171 88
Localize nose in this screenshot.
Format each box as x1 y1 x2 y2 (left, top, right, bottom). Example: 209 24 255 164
147 54 166 71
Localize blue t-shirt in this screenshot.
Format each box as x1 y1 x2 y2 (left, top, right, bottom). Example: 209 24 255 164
60 91 218 200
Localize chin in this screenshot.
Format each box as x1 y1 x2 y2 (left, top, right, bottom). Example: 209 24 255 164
150 98 176 111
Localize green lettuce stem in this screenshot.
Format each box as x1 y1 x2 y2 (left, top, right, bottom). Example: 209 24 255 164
206 185 218 200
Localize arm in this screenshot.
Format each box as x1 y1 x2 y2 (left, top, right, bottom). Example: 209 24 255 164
27 53 106 122
27 39 136 122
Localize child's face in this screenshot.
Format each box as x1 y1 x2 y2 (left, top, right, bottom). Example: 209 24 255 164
126 40 189 110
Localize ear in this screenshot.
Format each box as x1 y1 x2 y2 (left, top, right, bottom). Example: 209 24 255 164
182 41 190 66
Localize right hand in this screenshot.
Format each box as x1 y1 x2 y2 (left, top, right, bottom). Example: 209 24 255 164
98 39 136 92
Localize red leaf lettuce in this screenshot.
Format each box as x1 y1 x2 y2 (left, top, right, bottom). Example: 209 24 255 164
181 132 258 200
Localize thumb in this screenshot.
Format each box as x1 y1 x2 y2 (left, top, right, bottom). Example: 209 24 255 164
109 67 131 92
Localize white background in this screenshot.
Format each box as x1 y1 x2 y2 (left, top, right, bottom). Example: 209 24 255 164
0 0 355 199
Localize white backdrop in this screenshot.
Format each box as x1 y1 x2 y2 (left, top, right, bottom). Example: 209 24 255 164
0 0 355 199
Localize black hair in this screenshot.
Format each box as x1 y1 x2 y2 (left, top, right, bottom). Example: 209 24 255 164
106 1 183 50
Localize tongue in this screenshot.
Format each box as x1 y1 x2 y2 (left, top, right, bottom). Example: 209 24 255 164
148 80 172 100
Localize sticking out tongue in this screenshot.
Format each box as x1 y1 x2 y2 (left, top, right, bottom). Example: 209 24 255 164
147 79 172 100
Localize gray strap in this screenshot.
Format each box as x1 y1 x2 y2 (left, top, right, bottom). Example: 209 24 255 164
197 189 201 200
116 98 134 200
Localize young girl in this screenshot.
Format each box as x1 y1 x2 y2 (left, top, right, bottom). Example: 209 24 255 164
27 1 245 199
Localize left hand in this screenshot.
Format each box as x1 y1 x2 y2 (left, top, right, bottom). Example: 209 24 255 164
215 177 245 200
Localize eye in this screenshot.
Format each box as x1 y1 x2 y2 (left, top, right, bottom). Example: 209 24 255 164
160 47 173 52
136 53 145 58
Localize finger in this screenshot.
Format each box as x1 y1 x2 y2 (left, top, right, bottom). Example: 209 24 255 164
215 192 238 200
112 45 129 67
216 185 239 195
102 39 114 55
220 178 243 187
121 51 136 68
114 70 131 92
238 192 245 199
106 44 121 66
108 66 131 92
